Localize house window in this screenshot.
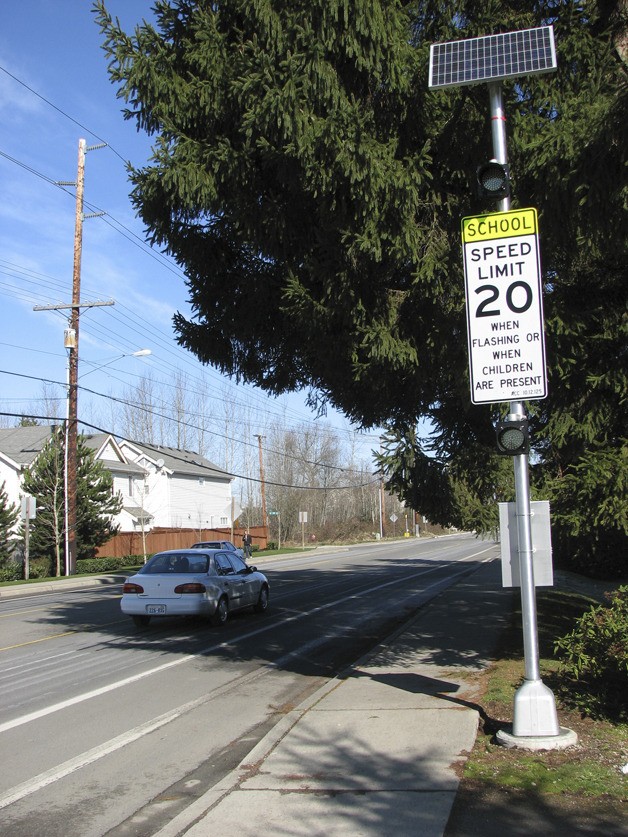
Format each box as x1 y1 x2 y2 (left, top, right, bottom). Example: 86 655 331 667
220 517 228 525
128 476 134 496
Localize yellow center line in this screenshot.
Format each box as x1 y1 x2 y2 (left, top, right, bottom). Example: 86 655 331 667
0 605 65 619
0 617 128 652
0 630 78 651
0 594 121 620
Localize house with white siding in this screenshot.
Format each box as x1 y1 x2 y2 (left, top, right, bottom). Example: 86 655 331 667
0 425 53 511
0 426 235 535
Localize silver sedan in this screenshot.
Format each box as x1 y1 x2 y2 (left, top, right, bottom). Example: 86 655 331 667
121 548 269 628
190 539 245 559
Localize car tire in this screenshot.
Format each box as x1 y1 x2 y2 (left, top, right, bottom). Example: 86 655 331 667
254 585 269 613
211 596 229 626
132 615 151 627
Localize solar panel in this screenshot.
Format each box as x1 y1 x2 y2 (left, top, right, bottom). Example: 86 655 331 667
428 26 557 89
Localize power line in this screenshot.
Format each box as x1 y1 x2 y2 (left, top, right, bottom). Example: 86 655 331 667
0 79 345 431
0 64 128 163
0 149 186 280
0 66 382 448
0 369 377 475
0 258 381 445
0 75 360 433
0 153 357 432
0 412 378 492
0 149 61 186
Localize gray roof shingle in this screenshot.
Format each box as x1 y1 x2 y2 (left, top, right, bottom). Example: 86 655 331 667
0 426 233 482
127 441 234 480
0 425 55 466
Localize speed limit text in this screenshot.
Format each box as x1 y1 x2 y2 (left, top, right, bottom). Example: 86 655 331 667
469 241 532 280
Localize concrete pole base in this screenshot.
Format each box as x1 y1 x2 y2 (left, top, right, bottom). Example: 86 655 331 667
512 678 561 737
496 726 578 751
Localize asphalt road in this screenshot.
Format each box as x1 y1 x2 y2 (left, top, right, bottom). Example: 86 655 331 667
0 534 497 836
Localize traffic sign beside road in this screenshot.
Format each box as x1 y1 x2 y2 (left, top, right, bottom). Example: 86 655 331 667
461 208 547 404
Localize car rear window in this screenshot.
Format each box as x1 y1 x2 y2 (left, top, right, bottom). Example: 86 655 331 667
140 553 209 574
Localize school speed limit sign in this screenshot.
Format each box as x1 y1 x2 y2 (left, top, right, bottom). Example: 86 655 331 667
461 208 547 405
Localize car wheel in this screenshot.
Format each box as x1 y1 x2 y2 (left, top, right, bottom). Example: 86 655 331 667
211 596 229 626
254 585 269 613
132 615 151 627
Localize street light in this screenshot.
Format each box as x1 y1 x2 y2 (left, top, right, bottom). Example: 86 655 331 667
80 348 152 379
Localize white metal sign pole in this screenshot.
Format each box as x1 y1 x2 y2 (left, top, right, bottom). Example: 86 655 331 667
430 25 573 744
489 83 559 737
24 496 31 581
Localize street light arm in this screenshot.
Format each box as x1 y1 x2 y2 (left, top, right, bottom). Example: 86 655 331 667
79 349 152 378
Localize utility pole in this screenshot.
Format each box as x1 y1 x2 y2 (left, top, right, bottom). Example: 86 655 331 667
65 137 85 577
255 434 268 533
34 138 109 575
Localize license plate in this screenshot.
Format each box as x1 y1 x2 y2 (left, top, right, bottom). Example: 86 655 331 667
146 604 166 615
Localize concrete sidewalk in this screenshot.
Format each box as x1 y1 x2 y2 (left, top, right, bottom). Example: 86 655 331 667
156 558 513 837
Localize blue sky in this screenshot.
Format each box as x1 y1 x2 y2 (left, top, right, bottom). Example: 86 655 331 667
0 1 381 474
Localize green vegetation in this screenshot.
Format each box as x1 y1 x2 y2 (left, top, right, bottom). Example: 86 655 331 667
465 745 627 799
0 563 23 582
554 585 628 721
75 556 140 574
463 586 628 802
20 430 122 576
0 547 316 587
96 1 627 578
0 480 19 568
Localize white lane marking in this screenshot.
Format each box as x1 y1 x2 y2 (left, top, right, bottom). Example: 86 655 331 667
0 549 496 809
268 565 477 669
0 653 196 735
0 710 181 809
0 647 80 675
0 664 267 811
0 558 479 813
261 535 474 570
0 546 496 738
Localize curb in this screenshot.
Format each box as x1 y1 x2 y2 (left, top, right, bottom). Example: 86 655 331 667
0 574 130 599
152 685 343 837
153 559 494 837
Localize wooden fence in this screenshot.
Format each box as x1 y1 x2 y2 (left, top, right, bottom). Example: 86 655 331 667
95 526 268 559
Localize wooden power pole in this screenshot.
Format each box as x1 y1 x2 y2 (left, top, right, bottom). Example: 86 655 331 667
34 138 110 575
255 434 268 533
65 138 86 575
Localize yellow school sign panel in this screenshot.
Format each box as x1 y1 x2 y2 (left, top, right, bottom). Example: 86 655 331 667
461 208 547 405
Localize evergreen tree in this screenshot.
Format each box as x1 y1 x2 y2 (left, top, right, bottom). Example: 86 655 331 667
0 481 19 566
96 1 627 575
21 430 122 576
75 438 123 561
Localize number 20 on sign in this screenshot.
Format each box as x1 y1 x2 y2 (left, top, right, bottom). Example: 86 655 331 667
461 208 547 405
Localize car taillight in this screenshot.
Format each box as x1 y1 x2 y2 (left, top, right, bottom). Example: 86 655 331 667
123 582 144 594
174 583 206 594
